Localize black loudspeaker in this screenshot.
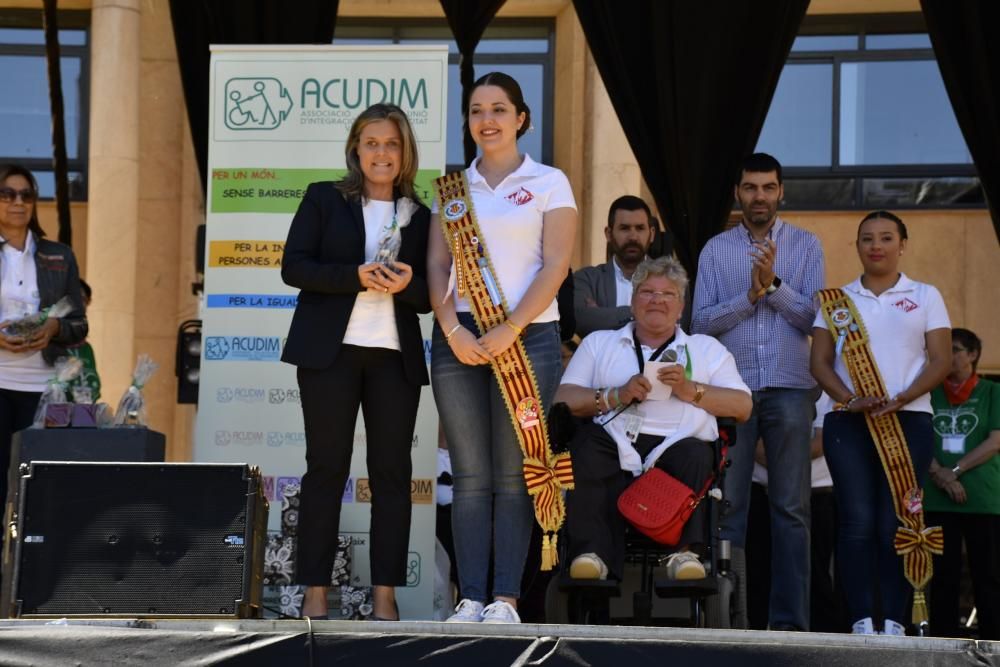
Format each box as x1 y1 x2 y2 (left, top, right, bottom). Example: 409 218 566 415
4 462 267 618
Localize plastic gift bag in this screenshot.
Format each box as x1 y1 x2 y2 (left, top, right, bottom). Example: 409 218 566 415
31 356 84 428
2 296 74 338
113 354 159 426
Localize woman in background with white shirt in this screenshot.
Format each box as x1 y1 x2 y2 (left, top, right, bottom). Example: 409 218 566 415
427 72 576 624
0 164 87 510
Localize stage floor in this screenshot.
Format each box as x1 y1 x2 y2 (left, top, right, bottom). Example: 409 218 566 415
0 619 997 666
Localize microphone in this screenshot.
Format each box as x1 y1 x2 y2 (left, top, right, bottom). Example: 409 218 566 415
659 349 678 364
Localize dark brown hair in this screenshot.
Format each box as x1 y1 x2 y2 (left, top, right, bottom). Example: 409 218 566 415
0 164 46 238
952 328 982 371
337 103 420 203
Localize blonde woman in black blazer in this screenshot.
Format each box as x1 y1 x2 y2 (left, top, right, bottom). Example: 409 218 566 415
281 104 430 621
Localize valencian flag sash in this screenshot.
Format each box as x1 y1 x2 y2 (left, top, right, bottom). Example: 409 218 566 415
434 171 574 570
818 288 943 624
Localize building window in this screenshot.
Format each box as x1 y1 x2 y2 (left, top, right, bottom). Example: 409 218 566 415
0 9 90 200
756 14 982 209
334 19 554 173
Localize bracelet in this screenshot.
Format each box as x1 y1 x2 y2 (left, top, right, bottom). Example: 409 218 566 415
503 319 523 335
444 323 462 341
612 387 621 408
834 394 856 412
594 388 604 415
602 387 612 413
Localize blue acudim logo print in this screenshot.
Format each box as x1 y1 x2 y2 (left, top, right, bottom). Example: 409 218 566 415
224 77 293 130
205 336 230 360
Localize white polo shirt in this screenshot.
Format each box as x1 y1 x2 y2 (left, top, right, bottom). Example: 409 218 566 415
562 323 750 474
433 154 577 323
812 273 951 414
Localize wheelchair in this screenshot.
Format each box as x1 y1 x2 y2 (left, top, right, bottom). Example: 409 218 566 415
544 420 741 628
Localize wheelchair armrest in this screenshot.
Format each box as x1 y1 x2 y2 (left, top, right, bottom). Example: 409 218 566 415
716 418 737 448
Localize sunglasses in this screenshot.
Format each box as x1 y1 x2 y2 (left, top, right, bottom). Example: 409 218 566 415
0 187 37 204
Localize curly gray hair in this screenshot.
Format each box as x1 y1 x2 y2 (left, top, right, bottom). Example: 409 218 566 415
631 256 689 299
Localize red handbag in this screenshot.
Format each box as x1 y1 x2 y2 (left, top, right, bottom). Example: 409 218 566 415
617 468 702 546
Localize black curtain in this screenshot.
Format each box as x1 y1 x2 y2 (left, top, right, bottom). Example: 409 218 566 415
572 0 808 272
439 0 507 166
168 0 339 194
921 0 1000 244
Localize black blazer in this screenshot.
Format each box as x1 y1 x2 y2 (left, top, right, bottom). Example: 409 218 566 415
280 182 431 386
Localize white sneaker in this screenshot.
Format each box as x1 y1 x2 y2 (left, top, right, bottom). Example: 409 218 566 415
884 619 906 636
445 599 484 623
480 600 521 624
665 551 706 580
569 553 608 580
851 617 876 635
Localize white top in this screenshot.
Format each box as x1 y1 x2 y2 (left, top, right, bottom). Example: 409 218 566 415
812 273 950 414
754 393 833 489
433 154 577 323
562 323 750 475
0 234 51 391
612 258 634 307
342 200 400 351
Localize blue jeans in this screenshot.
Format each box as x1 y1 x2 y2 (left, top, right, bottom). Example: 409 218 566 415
723 387 814 630
824 410 933 625
431 314 562 602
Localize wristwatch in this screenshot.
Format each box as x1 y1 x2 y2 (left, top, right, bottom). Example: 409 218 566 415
952 463 963 477
692 383 706 404
766 276 782 294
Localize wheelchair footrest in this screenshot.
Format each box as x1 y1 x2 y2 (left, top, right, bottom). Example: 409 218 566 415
556 572 622 596
653 577 719 599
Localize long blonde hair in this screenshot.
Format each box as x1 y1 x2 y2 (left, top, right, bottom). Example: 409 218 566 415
337 103 420 203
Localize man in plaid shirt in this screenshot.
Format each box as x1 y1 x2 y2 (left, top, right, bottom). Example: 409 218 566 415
692 153 825 631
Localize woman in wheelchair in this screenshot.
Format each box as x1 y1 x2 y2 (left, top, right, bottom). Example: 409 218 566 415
554 256 751 582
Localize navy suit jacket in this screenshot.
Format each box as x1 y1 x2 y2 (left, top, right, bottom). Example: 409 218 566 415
280 182 431 386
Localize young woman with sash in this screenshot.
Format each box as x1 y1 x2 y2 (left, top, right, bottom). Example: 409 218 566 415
810 210 951 636
282 104 431 621
428 72 577 624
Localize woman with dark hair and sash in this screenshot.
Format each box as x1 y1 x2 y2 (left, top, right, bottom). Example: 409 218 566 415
427 72 577 624
810 210 951 636
282 103 430 621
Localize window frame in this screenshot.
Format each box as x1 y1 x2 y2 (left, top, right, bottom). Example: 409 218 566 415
772 13 981 210
0 8 91 201
334 17 555 173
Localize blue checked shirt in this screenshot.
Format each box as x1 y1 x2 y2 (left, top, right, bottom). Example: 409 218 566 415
691 217 824 391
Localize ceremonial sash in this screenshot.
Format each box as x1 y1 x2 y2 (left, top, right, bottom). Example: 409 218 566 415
818 288 943 624
434 171 574 570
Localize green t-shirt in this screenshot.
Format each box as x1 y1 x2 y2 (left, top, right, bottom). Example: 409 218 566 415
923 378 1000 515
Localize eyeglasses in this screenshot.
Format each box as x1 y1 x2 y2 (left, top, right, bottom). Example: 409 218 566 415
0 188 36 204
635 289 680 303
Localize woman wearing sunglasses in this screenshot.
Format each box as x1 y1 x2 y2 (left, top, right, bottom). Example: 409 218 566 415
0 164 87 506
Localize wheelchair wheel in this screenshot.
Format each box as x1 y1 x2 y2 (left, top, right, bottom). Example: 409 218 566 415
703 574 735 629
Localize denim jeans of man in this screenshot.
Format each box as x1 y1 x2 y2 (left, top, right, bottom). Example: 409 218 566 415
722 387 814 630
824 410 933 626
431 314 562 602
